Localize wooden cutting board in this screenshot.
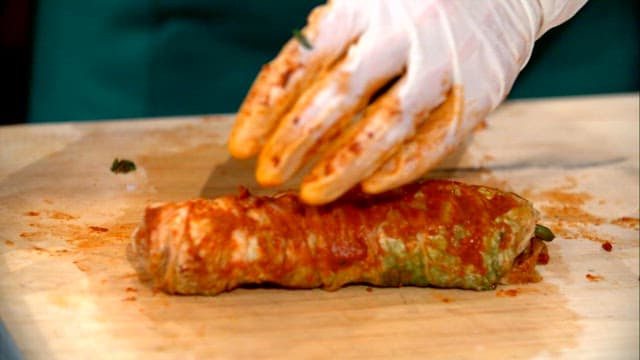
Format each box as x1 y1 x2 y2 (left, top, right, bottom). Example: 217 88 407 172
1 94 638 359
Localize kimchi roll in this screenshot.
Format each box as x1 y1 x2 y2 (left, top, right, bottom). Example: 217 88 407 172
129 180 550 295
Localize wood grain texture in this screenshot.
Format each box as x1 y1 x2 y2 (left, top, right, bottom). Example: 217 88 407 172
0 94 638 359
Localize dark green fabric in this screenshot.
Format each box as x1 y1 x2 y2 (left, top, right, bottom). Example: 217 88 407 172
29 1 154 122
28 1 638 123
510 0 639 98
28 0 323 122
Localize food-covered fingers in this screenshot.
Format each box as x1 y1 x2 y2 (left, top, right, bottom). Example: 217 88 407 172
361 87 465 194
361 2 537 194
300 71 458 204
300 5 457 204
230 0 587 203
256 9 411 187
361 1 550 195
229 1 367 159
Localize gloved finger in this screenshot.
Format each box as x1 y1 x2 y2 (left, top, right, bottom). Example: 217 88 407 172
362 1 538 195
298 5 456 204
228 1 366 159
361 87 466 194
299 76 454 204
297 81 404 204
256 9 410 187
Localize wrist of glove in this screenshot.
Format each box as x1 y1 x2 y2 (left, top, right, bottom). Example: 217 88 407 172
229 0 587 204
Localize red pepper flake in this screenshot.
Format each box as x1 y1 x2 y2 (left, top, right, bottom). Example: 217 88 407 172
610 216 640 230
601 242 613 252
72 260 91 272
585 273 603 282
496 289 519 297
46 211 77 221
24 211 40 217
237 186 251 199
537 251 550 265
89 226 109 233
365 287 373 293
125 287 138 293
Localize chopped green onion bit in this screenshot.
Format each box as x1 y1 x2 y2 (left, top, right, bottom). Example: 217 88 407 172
292 28 313 50
111 158 136 174
535 224 555 242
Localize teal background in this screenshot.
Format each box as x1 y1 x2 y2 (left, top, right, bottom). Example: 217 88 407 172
511 1 638 98
28 1 638 123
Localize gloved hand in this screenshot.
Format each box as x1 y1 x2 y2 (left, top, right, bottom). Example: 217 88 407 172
229 0 587 204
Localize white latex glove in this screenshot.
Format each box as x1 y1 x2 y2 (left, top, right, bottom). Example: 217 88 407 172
229 0 587 204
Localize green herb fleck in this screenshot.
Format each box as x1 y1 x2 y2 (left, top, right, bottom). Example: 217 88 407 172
292 28 313 50
535 224 555 242
111 158 136 174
